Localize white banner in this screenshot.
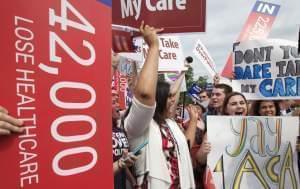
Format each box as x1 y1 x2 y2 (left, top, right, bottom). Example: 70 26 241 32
193 39 216 77
232 39 300 100
207 116 300 189
134 36 185 71
164 72 187 92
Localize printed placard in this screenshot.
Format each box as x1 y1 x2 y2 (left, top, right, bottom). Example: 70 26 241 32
232 39 300 100
193 39 216 77
221 0 280 78
112 0 206 33
134 36 185 71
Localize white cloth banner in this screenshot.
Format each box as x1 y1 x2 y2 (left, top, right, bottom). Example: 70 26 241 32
207 116 300 189
134 36 185 71
193 39 216 77
232 39 299 100
164 72 187 92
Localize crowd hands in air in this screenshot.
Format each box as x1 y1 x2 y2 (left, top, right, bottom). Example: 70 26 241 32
111 22 300 189
2 21 300 189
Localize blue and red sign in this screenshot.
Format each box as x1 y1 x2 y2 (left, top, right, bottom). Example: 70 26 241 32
221 0 280 78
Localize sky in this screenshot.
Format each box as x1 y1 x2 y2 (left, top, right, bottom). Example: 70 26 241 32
179 0 300 80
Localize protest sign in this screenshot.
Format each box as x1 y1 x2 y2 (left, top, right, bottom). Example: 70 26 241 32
164 72 187 92
134 36 185 71
112 0 206 33
221 0 280 78
113 58 137 109
118 57 138 76
207 116 300 189
232 39 300 100
0 0 112 188
193 39 216 77
188 83 201 102
112 24 139 53
112 70 127 110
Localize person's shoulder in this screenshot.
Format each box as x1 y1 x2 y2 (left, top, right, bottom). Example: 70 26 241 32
132 96 156 110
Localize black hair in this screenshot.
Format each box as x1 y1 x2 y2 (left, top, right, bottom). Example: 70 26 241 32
250 100 281 116
194 102 206 114
153 81 170 125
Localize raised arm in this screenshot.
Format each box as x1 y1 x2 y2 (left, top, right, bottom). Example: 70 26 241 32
134 21 163 106
169 72 185 118
125 23 163 137
170 72 185 96
184 105 198 148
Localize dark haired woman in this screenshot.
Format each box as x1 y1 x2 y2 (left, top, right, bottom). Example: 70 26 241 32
125 78 197 189
124 23 197 188
222 92 248 116
250 100 280 116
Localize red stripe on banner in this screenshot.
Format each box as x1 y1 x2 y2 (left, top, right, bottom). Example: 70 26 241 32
221 2 279 78
112 0 206 33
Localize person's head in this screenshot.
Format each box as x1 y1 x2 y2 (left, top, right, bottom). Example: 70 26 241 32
199 90 210 103
210 84 232 109
251 100 280 116
112 88 120 127
153 81 176 124
195 102 206 117
278 100 295 110
222 92 248 116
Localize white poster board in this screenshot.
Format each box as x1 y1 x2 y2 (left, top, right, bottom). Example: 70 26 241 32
193 39 216 77
207 116 300 189
232 39 299 100
134 35 185 71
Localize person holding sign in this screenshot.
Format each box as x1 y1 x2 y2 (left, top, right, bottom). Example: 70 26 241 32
0 106 24 136
112 88 138 189
124 22 196 189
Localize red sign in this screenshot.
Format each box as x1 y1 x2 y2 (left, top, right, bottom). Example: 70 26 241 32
112 28 136 53
112 0 206 33
0 0 112 188
221 0 280 78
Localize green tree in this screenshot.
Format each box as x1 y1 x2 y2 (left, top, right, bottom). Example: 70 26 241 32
179 67 194 105
179 67 209 105
185 67 194 89
195 75 208 89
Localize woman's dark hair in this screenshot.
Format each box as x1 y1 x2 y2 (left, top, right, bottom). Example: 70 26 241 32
153 81 170 124
250 100 281 116
221 92 248 115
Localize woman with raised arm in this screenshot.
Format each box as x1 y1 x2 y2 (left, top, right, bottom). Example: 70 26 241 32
124 22 195 189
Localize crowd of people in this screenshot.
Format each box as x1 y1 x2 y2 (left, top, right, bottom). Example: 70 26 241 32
1 22 299 189
111 23 300 189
